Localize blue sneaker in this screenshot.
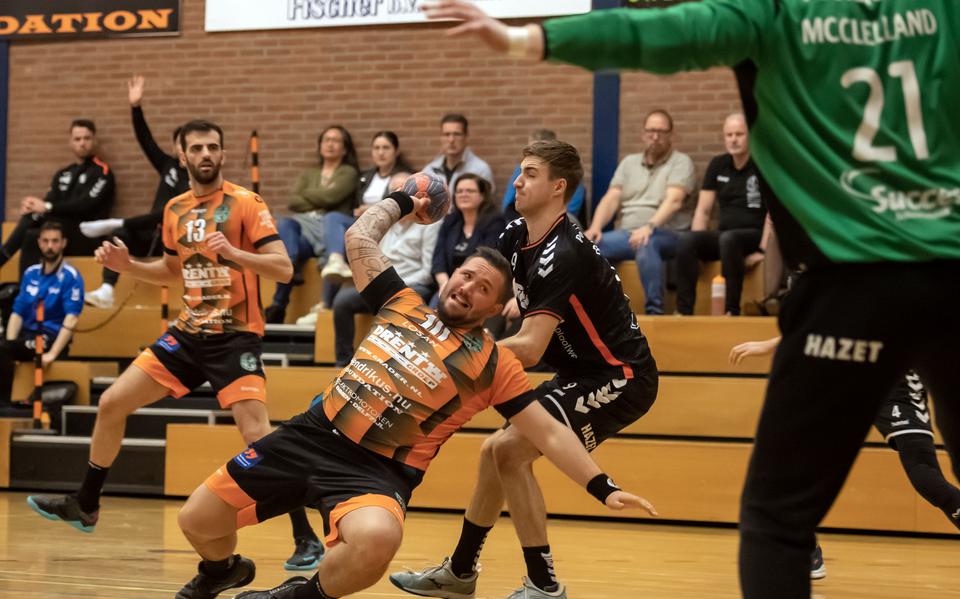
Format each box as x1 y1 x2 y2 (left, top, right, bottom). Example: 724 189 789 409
284 536 324 571
26 494 98 533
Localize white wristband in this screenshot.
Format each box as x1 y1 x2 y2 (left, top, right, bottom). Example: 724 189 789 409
507 26 531 58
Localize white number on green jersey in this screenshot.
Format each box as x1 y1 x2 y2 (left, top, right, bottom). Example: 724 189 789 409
842 60 929 162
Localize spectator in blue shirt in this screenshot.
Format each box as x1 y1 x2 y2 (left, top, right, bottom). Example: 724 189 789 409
0 221 84 405
502 129 586 223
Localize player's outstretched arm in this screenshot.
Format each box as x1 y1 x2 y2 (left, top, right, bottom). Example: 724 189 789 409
508 401 658 515
345 192 429 293
96 237 180 286
729 336 781 365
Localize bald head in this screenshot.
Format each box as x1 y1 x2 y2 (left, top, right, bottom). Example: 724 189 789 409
723 113 749 160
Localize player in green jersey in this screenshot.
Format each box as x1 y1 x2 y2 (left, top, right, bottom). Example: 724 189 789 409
421 1 960 597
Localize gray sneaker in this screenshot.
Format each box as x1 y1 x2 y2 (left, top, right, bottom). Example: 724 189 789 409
505 578 567 599
389 557 477 599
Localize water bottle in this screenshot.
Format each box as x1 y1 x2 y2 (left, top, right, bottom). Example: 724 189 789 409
711 275 726 316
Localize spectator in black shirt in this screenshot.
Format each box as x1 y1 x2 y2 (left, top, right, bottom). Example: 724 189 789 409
0 119 115 275
431 174 506 303
82 75 189 308
675 113 766 315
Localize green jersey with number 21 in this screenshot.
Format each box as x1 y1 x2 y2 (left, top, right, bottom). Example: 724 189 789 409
544 0 960 263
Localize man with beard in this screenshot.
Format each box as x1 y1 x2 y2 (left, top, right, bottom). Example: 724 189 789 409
25 120 323 582
0 221 83 406
173 188 655 599
0 119 115 273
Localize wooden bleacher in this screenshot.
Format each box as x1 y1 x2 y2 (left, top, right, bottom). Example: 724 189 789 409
616 261 765 316
11 361 118 406
165 325 958 536
0 417 34 488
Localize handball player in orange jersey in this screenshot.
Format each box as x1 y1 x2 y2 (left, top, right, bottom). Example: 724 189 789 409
174 179 656 598
27 120 323 592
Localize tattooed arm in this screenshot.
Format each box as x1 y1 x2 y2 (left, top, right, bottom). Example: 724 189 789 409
345 193 429 293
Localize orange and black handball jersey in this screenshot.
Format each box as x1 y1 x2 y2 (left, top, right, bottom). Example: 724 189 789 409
162 181 280 336
320 268 536 472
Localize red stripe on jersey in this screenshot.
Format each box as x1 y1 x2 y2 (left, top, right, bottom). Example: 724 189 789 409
568 294 633 379
521 214 566 250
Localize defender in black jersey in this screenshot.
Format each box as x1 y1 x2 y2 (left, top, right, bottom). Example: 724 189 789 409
390 141 658 599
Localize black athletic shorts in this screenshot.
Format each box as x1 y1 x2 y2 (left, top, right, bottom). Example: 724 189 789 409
530 364 658 451
205 406 423 546
134 327 266 407
873 371 934 447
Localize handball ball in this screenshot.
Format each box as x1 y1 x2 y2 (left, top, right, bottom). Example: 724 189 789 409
402 172 450 222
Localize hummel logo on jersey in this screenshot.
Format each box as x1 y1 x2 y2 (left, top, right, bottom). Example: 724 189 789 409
915 410 930 424
803 334 883 363
574 380 627 414
538 237 558 278
952 508 960 521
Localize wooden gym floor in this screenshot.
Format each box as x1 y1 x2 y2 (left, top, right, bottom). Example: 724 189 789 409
0 491 955 598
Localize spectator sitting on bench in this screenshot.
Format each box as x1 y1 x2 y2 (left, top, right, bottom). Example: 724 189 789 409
82 75 189 308
265 125 360 324
0 221 83 407
297 131 414 325
424 113 494 194
584 109 695 315
675 113 767 315
0 120 115 274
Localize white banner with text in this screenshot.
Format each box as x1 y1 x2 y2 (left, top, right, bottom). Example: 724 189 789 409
205 0 590 32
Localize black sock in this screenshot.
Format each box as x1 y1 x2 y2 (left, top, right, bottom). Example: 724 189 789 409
76 461 110 513
450 518 493 578
522 545 558 592
295 573 337 598
202 555 235 578
289 507 319 541
895 434 960 531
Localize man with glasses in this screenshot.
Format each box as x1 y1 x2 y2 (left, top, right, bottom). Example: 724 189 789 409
584 109 695 314
424 113 494 195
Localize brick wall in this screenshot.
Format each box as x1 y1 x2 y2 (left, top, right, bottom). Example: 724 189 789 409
5 1 741 221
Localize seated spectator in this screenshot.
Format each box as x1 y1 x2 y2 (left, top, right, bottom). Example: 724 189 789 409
0 222 83 406
265 125 359 323
318 131 415 288
0 119 115 274
83 75 189 308
584 109 695 315
502 129 585 223
432 174 506 301
424 113 494 194
331 192 441 366
675 113 767 315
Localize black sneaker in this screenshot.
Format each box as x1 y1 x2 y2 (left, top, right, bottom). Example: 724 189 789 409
265 304 286 324
26 494 98 533
284 536 324 571
236 576 310 598
176 555 256 599
810 545 826 580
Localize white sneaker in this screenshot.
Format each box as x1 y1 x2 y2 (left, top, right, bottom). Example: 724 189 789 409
79 218 123 238
84 284 114 308
296 311 319 326
321 255 353 284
